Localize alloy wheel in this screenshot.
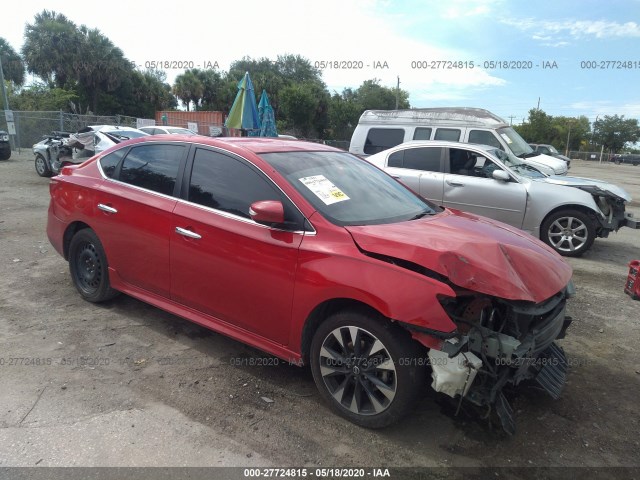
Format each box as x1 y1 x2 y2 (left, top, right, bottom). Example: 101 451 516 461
318 326 397 415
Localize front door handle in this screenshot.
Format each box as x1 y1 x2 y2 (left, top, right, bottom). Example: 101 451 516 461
446 180 465 187
97 203 118 214
175 227 202 239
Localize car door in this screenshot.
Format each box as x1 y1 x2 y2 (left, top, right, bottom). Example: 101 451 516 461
384 147 445 205
443 147 527 228
170 147 306 345
93 143 188 297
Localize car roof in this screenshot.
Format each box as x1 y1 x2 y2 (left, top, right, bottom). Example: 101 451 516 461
371 140 497 153
118 135 343 155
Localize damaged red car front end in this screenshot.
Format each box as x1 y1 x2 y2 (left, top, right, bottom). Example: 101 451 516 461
48 139 574 434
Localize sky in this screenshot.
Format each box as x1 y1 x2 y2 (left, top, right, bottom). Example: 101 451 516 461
4 0 640 124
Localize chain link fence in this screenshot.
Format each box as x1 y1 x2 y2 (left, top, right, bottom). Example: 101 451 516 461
1 111 138 150
0 110 351 153
569 150 613 162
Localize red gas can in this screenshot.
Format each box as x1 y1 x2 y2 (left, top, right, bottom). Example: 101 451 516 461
624 260 640 300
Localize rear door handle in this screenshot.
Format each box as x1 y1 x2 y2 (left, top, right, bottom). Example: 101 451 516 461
446 180 465 187
175 227 202 239
97 203 118 214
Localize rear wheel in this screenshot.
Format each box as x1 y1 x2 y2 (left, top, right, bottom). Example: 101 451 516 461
0 148 10 161
310 309 426 428
68 229 119 302
34 154 52 177
541 209 596 257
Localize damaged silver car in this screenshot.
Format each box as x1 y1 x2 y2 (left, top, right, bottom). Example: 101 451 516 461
366 140 639 256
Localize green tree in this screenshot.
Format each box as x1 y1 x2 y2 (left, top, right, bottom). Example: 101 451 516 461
8 82 77 110
75 26 131 113
354 79 409 110
279 83 320 137
22 10 81 88
173 69 204 111
593 115 640 152
0 38 25 85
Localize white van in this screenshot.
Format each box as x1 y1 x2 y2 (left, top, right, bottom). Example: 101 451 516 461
349 108 568 175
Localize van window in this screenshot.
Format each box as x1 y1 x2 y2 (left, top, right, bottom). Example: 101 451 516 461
434 128 461 141
468 130 503 150
363 128 405 155
413 128 432 140
388 147 442 172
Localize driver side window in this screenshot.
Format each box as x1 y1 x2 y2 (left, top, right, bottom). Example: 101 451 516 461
448 149 503 179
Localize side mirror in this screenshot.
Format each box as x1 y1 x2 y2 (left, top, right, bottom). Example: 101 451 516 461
492 170 510 182
249 200 284 226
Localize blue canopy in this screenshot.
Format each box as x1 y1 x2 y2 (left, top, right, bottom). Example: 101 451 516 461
258 90 278 137
225 72 261 134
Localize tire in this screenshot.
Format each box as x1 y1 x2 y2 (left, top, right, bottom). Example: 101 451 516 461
540 209 596 257
310 309 426 428
68 229 119 302
0 148 10 161
34 154 52 177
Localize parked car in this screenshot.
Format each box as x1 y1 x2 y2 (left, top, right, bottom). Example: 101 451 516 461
366 140 639 256
610 153 640 166
0 129 10 160
33 126 149 177
349 108 569 175
47 136 575 434
138 126 198 135
529 143 571 168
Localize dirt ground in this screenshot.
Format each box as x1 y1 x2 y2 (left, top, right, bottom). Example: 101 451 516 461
0 151 639 476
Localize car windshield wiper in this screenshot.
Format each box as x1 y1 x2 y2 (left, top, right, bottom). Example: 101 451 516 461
409 211 432 220
518 151 540 159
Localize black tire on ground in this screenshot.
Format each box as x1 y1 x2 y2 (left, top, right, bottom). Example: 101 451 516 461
34 154 52 177
0 149 10 161
540 209 596 257
68 229 119 302
310 309 427 428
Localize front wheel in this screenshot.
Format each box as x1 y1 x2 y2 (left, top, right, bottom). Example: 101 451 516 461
541 209 596 257
68 229 119 302
310 310 426 428
34 154 52 177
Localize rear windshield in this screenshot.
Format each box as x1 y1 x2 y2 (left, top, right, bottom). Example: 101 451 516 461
260 151 435 226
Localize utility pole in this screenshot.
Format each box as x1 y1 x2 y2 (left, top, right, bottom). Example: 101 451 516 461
565 120 573 157
395 76 400 110
508 115 515 126
537 97 540 110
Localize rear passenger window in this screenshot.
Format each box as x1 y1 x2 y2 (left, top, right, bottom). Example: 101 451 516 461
434 128 461 141
387 147 442 172
413 128 432 140
99 149 126 178
363 128 405 155
119 144 184 196
468 130 503 149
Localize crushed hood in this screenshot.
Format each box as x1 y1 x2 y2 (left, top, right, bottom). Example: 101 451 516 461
538 175 631 202
346 210 572 303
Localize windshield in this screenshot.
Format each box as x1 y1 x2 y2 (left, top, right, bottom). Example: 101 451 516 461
489 148 547 178
547 145 559 154
496 127 534 157
260 151 436 226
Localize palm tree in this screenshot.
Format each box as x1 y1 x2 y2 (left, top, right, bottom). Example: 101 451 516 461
173 70 204 111
22 10 81 88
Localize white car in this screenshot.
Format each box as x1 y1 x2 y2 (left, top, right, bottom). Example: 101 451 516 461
366 140 639 256
138 126 198 135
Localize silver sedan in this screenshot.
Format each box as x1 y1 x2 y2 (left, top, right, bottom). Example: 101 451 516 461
366 140 639 256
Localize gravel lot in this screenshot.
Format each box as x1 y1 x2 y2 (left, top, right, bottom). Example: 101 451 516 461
0 151 639 476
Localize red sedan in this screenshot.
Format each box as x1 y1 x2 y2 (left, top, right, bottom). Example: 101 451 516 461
47 136 574 433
